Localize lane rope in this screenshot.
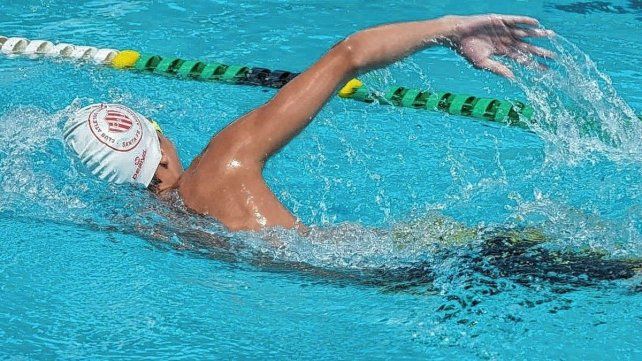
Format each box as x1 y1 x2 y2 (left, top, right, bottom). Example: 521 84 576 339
2 35 637 127
1 37 29 55
23 40 53 57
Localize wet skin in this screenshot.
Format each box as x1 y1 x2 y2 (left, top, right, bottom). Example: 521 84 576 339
148 15 555 231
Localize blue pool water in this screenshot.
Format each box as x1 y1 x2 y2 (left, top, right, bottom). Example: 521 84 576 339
1 0 641 359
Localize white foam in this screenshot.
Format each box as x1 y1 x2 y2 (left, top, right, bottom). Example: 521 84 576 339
515 35 642 165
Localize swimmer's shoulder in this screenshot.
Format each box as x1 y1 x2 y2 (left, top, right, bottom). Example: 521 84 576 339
177 151 298 231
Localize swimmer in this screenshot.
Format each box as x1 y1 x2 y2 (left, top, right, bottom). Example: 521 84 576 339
64 14 555 231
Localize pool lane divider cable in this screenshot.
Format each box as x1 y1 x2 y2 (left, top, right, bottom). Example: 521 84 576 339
3 35 627 128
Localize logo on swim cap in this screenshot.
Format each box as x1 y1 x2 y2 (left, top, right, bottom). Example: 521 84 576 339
105 108 134 133
87 104 143 152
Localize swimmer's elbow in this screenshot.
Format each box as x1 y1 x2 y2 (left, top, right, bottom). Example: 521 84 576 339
332 38 362 73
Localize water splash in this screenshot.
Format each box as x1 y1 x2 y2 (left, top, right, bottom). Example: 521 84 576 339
516 35 642 165
0 104 82 219
506 189 642 256
0 99 638 283
0 36 639 313
0 102 176 229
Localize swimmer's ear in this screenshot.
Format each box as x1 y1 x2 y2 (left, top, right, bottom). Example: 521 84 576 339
159 149 169 167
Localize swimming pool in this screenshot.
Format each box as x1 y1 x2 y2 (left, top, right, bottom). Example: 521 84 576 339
1 0 641 359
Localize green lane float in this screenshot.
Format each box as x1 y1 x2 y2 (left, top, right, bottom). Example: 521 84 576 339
1 35 638 128
338 81 533 126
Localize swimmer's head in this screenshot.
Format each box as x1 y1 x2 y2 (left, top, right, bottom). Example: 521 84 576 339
64 103 183 193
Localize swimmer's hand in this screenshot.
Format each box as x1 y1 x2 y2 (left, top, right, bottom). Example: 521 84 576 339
441 14 555 79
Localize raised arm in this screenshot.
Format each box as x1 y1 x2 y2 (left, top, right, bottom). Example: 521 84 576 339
178 14 553 231
204 14 552 167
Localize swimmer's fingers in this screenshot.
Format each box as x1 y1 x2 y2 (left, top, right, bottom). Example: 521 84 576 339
512 28 555 39
496 15 540 27
505 50 549 71
477 58 515 79
517 42 556 59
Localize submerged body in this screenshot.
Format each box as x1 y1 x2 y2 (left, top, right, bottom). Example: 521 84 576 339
139 211 641 292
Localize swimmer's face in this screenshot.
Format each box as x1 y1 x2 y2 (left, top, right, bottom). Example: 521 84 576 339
148 132 183 194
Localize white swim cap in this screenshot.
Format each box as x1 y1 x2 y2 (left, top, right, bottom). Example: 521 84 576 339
63 103 162 187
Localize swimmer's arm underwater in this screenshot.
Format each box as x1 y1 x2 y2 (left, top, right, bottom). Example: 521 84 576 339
178 15 554 231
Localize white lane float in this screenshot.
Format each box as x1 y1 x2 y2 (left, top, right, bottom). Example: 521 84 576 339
92 48 118 64
69 45 98 61
1 37 29 55
47 43 74 57
23 40 54 58
0 35 120 65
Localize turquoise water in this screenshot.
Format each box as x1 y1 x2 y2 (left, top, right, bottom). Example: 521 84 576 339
1 0 641 359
